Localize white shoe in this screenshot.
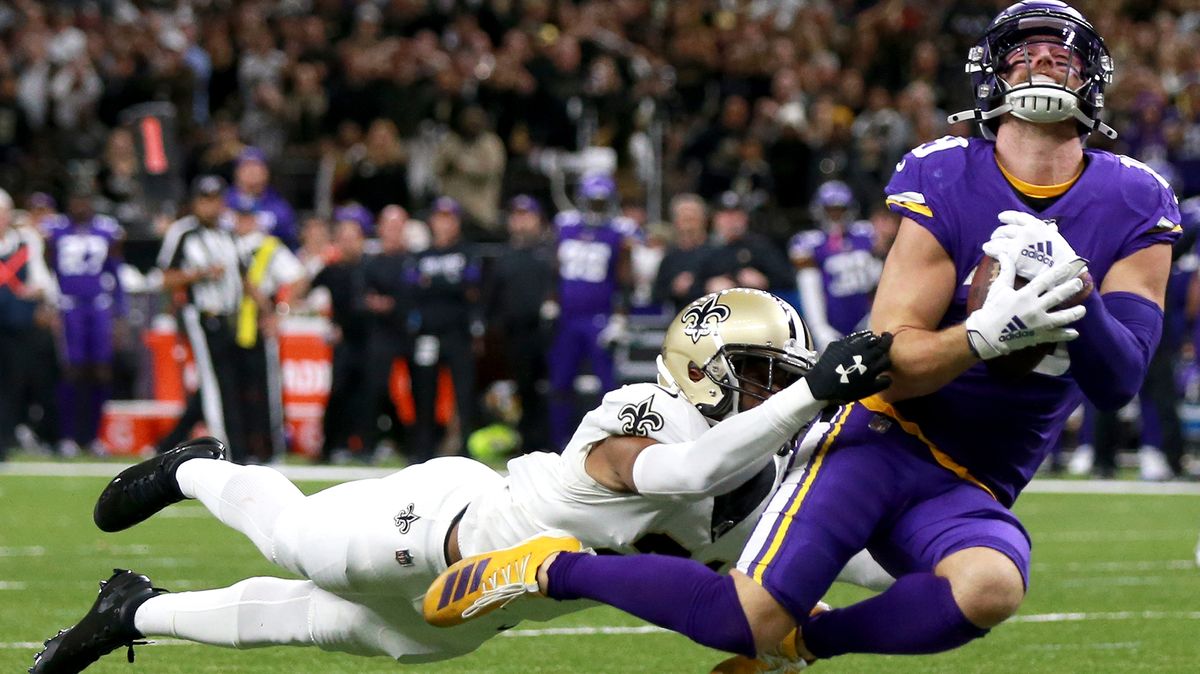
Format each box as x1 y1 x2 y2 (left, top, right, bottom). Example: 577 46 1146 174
1068 444 1094 476
1194 533 1200 569
1138 446 1173 482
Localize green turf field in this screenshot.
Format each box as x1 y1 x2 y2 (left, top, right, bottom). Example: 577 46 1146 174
3 472 1199 673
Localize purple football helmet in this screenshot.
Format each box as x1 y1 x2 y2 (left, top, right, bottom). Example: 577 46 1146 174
947 1 1116 140
578 173 616 202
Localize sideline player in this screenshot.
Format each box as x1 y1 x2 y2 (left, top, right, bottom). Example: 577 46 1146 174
790 180 882 350
426 2 1181 670
30 289 893 672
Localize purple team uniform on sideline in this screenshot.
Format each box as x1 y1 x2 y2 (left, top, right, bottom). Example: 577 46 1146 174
736 135 1181 621
225 187 297 249
788 223 879 334
46 214 125 366
547 211 632 449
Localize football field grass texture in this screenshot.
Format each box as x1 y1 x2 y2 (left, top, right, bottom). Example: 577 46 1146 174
2 472 1199 673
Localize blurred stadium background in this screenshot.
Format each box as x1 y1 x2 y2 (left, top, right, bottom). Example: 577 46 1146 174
1 0 1200 670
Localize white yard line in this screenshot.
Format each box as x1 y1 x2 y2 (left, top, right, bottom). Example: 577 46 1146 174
6 463 1200 494
2 611 1200 650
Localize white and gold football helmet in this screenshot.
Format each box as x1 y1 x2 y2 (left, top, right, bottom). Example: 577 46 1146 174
657 288 817 420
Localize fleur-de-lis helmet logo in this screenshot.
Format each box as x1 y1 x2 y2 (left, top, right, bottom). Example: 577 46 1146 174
618 396 665 436
681 295 732 344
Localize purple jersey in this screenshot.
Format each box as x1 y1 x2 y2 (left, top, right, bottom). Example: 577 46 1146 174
225 187 297 249
46 215 124 308
554 211 631 317
788 222 880 334
885 136 1181 504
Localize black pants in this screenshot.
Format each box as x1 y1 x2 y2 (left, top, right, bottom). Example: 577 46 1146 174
0 327 35 454
179 307 245 460
410 330 476 463
322 338 369 459
236 335 286 463
506 321 550 452
358 330 410 453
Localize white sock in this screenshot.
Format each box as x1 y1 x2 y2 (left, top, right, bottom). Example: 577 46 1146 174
174 460 305 562
134 577 399 656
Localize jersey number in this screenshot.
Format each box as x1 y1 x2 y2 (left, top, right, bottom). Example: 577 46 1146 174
559 239 612 283
910 135 968 158
58 235 108 276
825 250 881 297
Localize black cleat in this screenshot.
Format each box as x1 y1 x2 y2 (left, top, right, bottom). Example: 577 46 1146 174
93 437 226 532
30 569 167 674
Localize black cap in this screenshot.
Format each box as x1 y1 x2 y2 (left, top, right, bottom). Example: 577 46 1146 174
191 175 226 198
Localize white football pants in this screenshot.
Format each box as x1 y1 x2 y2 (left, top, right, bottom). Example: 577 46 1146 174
133 456 506 662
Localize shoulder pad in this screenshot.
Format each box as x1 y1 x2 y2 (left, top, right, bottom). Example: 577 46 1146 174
554 210 585 228
593 383 702 442
1115 154 1182 227
94 215 123 236
788 230 824 258
885 136 971 222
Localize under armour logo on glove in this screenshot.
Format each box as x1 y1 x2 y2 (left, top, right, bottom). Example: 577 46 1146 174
835 355 868 383
806 331 893 403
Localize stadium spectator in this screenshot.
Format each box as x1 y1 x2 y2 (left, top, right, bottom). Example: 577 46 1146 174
308 218 372 463
484 195 555 453
406 197 483 462
359 204 415 458
653 193 712 313
338 118 409 217
0 188 54 459
694 191 794 296
434 105 506 240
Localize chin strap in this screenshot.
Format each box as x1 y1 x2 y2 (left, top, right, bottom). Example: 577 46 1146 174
948 96 1117 140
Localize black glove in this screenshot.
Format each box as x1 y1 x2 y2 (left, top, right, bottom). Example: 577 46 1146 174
805 330 894 403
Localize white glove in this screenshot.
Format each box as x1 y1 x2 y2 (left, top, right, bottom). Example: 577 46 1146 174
964 253 1089 360
981 210 1086 281
598 314 629 349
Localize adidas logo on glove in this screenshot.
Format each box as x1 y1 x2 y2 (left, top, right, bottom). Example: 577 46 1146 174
998 316 1036 343
1020 241 1054 266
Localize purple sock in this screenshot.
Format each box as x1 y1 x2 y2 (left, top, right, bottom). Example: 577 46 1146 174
547 552 756 657
804 573 988 657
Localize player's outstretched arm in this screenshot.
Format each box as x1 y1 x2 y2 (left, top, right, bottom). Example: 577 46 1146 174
871 219 980 401
589 332 893 498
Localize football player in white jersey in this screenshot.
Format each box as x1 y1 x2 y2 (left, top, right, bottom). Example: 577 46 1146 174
31 288 893 673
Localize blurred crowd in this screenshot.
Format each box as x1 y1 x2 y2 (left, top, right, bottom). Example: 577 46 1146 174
2 0 1200 476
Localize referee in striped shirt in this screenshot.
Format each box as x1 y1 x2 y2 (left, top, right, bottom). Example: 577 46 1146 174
157 175 244 453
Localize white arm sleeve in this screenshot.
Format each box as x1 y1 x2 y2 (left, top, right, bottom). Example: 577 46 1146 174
631 379 825 498
798 267 838 347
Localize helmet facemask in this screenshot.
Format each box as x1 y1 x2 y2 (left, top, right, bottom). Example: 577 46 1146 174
948 3 1116 140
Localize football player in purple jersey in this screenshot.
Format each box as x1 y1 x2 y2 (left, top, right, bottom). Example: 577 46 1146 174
790 181 883 350
46 189 127 456
545 173 635 450
426 2 1183 669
